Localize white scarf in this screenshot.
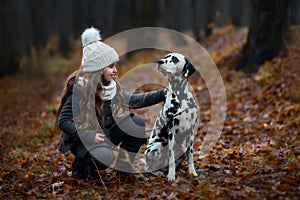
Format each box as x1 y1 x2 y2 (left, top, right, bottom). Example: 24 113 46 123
103 80 117 100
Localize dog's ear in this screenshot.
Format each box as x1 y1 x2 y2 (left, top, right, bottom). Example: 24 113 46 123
182 58 196 78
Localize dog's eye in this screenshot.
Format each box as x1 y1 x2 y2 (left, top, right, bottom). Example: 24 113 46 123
171 56 179 63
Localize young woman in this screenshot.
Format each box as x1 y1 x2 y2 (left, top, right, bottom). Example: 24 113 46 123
56 27 165 181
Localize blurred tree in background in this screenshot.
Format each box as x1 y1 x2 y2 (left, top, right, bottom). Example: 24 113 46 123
236 0 291 74
0 0 299 77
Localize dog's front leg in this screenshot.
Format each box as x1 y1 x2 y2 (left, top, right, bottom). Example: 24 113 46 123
187 131 197 176
167 131 176 181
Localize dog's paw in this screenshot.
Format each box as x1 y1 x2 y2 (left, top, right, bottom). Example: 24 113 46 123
189 170 198 177
167 169 176 181
167 173 176 181
188 166 198 176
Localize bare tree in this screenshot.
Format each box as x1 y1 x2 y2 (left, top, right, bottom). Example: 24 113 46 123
191 0 201 41
236 0 290 74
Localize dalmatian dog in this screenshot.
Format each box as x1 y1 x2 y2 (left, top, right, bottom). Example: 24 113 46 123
144 53 198 181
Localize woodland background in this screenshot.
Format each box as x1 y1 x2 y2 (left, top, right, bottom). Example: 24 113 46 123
1 0 300 199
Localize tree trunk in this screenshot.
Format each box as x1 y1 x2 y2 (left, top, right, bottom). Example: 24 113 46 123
236 0 290 75
191 0 201 41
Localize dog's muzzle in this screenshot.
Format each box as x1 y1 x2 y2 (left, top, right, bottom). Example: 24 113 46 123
157 59 168 75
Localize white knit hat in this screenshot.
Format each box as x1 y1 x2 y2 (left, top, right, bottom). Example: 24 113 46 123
81 27 119 72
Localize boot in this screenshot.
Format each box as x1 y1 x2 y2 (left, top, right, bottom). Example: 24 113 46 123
72 158 90 182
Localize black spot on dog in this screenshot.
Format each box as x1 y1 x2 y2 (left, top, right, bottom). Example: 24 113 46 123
171 56 179 63
148 142 153 146
168 133 173 141
154 138 165 143
174 118 180 126
168 100 180 114
166 118 174 129
187 146 190 152
158 126 168 139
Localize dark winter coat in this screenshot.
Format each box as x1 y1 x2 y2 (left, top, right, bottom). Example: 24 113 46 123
57 87 165 158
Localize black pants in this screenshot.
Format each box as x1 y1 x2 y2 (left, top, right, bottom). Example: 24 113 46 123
72 114 146 178
109 113 147 172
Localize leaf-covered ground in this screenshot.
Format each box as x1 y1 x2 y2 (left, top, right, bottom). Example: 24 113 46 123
1 26 299 199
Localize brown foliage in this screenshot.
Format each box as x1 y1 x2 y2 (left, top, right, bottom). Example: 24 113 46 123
0 26 299 199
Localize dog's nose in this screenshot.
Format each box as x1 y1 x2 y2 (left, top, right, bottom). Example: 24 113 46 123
157 60 164 65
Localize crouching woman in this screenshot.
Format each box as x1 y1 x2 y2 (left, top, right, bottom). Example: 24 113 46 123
55 27 165 181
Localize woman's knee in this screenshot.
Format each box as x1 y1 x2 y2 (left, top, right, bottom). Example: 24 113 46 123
130 113 145 127
89 145 114 167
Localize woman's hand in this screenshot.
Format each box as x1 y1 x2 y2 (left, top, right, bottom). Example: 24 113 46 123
94 133 105 144
164 87 168 94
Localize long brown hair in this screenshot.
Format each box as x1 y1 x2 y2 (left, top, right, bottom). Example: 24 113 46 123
55 69 125 132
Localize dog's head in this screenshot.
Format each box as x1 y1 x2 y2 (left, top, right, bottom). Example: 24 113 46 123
157 53 195 78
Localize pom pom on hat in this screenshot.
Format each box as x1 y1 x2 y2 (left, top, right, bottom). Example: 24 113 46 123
81 27 102 47
81 27 119 72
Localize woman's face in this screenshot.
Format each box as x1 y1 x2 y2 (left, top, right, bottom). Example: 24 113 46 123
102 63 117 82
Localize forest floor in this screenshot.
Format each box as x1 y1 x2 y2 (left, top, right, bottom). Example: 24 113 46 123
0 26 300 199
